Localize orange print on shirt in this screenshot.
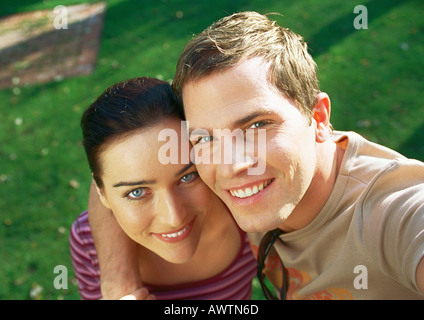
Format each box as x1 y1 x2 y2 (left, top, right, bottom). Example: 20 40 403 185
250 242 353 300
286 268 353 300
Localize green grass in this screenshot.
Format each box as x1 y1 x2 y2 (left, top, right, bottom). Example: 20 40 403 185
0 0 423 300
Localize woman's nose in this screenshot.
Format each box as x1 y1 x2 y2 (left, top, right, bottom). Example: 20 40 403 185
155 191 187 228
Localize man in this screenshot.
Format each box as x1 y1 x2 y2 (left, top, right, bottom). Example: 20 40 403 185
86 11 424 299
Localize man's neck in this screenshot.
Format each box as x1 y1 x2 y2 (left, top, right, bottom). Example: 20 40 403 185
279 138 345 233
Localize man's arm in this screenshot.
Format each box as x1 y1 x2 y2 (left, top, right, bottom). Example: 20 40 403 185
87 179 142 299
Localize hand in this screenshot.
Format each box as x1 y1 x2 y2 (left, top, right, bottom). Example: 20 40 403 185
119 287 156 300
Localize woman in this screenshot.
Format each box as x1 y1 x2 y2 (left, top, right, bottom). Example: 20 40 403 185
69 77 256 300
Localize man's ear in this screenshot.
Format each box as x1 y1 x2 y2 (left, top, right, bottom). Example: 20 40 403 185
92 175 111 210
312 92 332 142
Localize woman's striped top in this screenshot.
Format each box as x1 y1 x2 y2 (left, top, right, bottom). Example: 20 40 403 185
69 211 256 300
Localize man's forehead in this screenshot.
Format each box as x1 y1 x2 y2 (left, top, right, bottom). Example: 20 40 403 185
182 68 270 129
184 96 265 133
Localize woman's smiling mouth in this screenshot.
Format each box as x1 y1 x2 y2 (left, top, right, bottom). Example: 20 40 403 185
153 218 195 243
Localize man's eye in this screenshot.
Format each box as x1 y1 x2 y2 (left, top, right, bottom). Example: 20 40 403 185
249 121 269 129
197 136 213 144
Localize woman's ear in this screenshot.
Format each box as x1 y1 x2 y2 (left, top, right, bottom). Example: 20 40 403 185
312 92 332 142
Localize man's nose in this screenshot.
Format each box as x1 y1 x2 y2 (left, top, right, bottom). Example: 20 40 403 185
216 134 258 179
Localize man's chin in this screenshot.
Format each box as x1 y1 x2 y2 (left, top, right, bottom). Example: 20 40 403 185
232 214 283 233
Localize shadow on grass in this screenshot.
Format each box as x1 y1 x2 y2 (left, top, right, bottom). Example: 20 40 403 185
0 0 44 17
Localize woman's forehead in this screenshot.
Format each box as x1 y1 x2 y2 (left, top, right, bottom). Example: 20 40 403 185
99 122 193 184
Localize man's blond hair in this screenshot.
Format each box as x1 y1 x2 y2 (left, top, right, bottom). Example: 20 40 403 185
173 11 320 121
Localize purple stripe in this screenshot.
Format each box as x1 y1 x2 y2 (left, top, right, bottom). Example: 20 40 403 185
69 211 256 300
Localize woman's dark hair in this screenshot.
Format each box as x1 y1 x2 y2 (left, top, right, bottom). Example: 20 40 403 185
81 77 184 188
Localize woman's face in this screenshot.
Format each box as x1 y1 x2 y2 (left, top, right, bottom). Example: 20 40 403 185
96 117 214 263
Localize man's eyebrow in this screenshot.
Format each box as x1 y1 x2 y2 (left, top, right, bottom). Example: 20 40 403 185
188 108 274 135
233 109 274 127
188 127 212 136
174 162 194 177
113 179 156 188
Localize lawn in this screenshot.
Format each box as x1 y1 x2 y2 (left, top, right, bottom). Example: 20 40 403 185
0 0 423 300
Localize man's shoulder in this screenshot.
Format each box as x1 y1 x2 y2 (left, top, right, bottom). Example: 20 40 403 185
334 130 424 186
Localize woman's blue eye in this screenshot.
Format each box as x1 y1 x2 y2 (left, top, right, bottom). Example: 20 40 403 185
128 188 144 199
181 172 198 183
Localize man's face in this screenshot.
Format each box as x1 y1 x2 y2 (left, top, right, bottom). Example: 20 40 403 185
182 58 319 232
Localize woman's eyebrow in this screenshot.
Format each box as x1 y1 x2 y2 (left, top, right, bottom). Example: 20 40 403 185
113 179 156 188
112 163 194 188
174 162 194 177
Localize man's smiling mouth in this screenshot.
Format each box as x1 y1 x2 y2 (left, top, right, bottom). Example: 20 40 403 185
229 178 274 199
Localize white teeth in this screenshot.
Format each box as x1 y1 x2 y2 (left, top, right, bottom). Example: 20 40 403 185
245 188 253 197
229 179 273 199
161 225 188 238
